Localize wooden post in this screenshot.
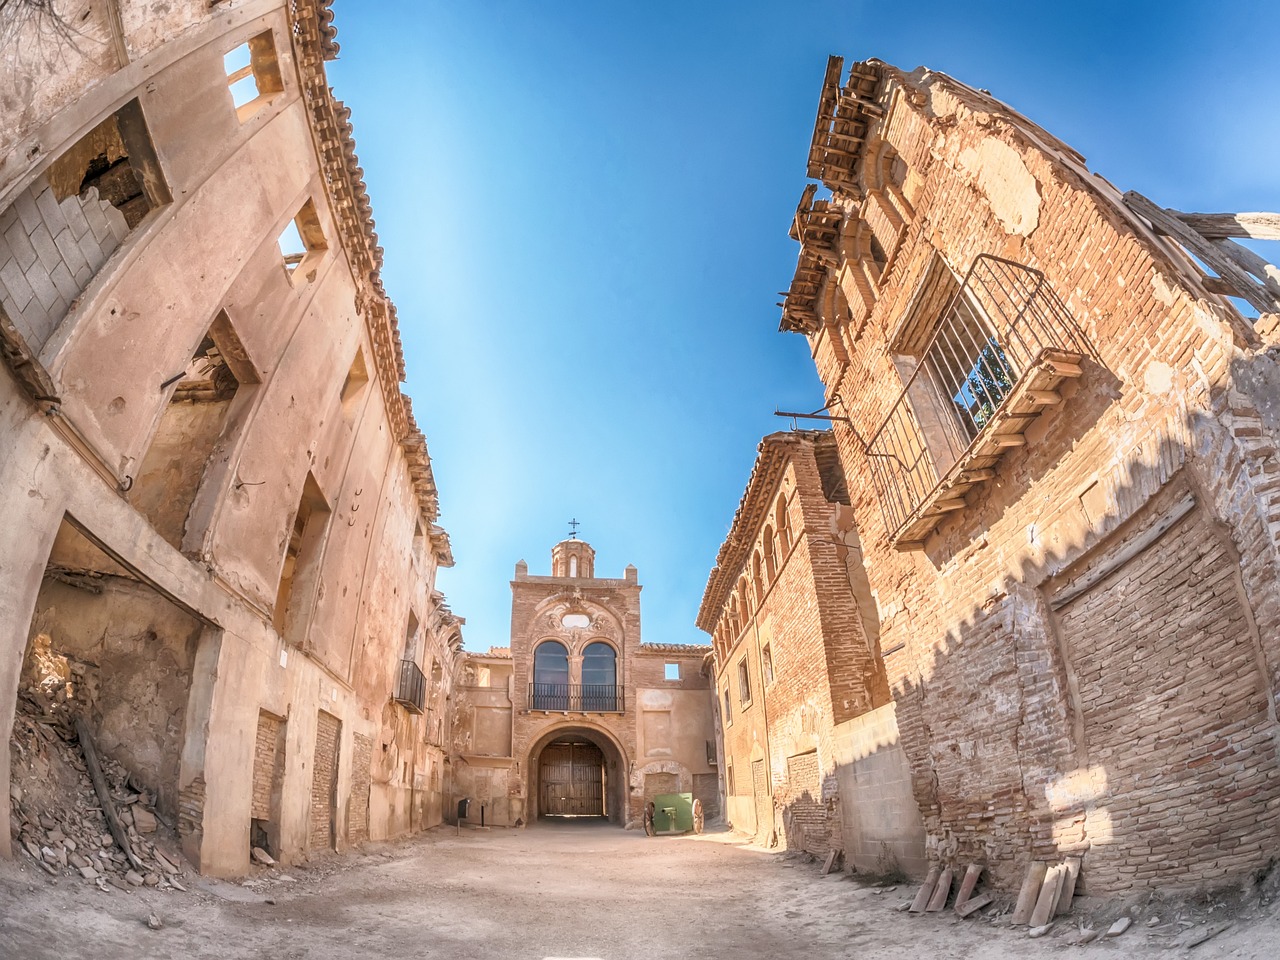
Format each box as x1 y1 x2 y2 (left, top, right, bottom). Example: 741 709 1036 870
76 717 144 870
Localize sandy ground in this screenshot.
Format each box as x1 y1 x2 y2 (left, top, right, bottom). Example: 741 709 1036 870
2 821 1279 959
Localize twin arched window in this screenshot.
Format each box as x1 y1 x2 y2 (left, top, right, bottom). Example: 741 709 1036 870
532 639 617 711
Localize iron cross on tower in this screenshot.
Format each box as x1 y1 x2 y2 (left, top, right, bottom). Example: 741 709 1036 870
568 518 580 539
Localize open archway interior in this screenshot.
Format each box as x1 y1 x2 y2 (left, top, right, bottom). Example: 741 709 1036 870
528 726 626 825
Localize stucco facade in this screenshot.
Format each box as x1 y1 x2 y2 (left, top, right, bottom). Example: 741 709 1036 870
1 0 460 877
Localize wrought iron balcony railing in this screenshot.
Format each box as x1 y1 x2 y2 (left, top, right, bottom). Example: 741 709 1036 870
528 683 623 713
394 659 426 714
866 255 1088 549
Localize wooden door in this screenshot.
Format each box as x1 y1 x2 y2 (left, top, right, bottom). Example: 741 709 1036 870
539 740 604 816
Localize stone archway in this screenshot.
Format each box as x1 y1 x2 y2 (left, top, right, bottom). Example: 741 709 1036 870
527 724 628 825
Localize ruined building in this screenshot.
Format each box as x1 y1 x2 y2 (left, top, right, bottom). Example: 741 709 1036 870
699 430 925 875
743 55 1280 893
1 1 461 876
451 537 718 827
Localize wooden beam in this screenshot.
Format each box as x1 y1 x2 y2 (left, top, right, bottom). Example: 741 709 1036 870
1043 357 1083 377
993 435 1027 448
1173 211 1280 241
1027 390 1062 406
77 718 146 871
959 468 996 482
1214 237 1280 292
1124 191 1280 315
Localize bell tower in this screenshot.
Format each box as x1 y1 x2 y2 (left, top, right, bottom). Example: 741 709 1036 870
551 537 595 579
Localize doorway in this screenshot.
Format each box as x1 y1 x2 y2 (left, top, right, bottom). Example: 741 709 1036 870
538 738 605 818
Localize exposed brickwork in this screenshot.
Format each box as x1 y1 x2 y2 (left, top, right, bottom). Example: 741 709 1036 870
775 57 1280 892
309 711 341 851
701 432 922 863
0 175 129 351
251 712 283 821
348 732 373 845
693 772 720 821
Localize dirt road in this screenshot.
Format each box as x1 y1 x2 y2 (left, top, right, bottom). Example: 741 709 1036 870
2 821 1277 959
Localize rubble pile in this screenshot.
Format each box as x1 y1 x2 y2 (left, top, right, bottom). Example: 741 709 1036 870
8 675 189 893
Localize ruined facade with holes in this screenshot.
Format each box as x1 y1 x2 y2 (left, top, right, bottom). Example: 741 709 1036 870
698 430 926 875
769 56 1280 892
450 538 718 828
0 1 462 875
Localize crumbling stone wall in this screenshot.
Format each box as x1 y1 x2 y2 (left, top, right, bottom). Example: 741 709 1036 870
780 57 1280 892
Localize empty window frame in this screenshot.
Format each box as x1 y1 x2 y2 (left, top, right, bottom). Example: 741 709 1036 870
224 32 285 122
664 662 680 681
722 686 732 725
761 644 774 685
274 472 331 640
1 100 170 353
738 658 751 706
727 760 736 795
129 310 259 549
278 199 326 282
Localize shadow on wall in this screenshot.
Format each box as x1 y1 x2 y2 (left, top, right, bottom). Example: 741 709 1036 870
881 369 1280 895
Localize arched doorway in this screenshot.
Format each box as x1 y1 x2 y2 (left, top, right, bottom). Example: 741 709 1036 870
528 725 627 825
538 737 605 817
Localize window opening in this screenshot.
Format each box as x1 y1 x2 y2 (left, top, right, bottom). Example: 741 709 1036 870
727 761 736 795
723 687 732 724
664 662 680 681
762 644 774 685
278 199 326 282
274 472 331 641
738 658 751 705
0 100 170 354
224 31 285 122
532 641 570 710
130 310 258 550
581 642 617 710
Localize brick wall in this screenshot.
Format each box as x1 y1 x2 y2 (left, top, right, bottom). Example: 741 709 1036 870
251 712 283 821
782 751 829 855
348 732 373 845
783 60 1280 891
309 711 341 851
0 175 130 351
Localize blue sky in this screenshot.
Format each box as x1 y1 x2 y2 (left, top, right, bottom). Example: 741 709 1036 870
327 1 1280 651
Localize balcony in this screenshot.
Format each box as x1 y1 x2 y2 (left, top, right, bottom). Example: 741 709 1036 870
866 255 1088 550
529 683 623 713
394 659 426 714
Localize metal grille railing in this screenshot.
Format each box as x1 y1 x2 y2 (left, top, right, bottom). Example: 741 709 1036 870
529 683 623 713
866 255 1087 538
394 659 426 714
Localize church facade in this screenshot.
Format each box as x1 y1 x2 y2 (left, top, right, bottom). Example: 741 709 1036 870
450 537 718 827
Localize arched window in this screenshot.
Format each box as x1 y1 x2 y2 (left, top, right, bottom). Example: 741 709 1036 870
532 640 569 710
752 550 765 607
569 555 578 578
738 575 752 619
762 525 777 582
581 641 618 711
776 494 791 554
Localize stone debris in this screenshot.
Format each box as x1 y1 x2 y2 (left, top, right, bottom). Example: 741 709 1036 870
1105 916 1132 937
146 912 164 930
252 846 277 866
7 678 190 892
1027 923 1053 938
